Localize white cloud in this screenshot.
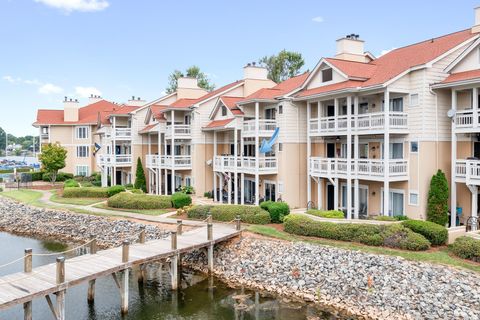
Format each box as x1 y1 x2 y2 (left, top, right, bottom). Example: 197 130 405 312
75 86 102 98
379 48 396 57
312 16 324 23
34 0 109 13
38 83 63 94
2 75 18 83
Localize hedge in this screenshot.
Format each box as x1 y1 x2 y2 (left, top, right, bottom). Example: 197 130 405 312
62 187 108 198
107 185 126 197
402 220 448 246
30 171 45 181
42 172 74 182
307 209 344 219
187 205 213 219
450 236 480 262
107 192 172 210
283 215 430 251
64 179 79 188
171 192 192 208
204 205 271 224
260 201 290 223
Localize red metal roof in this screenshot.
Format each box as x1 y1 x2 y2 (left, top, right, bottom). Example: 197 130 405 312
150 105 167 120
296 80 364 98
219 96 244 115
139 123 158 134
204 118 234 129
440 69 480 84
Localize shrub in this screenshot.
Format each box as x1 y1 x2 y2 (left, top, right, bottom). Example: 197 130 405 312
130 188 143 194
42 172 73 182
394 215 409 221
402 220 448 246
373 216 397 221
210 205 270 224
187 205 213 219
80 181 93 187
107 185 126 197
180 185 194 194
64 179 79 188
125 183 134 190
134 157 147 192
450 236 480 262
0 187 3 192
91 181 102 187
107 193 172 210
260 201 290 223
31 171 45 181
62 187 108 198
307 209 344 219
427 170 449 226
203 191 213 199
171 192 192 208
283 215 430 251
90 172 101 182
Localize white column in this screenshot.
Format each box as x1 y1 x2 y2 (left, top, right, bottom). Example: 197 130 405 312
112 117 116 186
156 168 160 195
451 89 458 227
354 96 360 219
171 110 175 194
307 102 312 204
234 128 238 204
240 129 244 205
474 87 478 128
346 96 352 219
334 178 339 210
472 186 478 230
383 90 390 216
317 178 322 209
255 102 260 205
213 131 217 202
227 172 232 204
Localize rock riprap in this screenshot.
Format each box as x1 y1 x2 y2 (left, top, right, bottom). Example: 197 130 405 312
184 237 480 320
0 197 168 248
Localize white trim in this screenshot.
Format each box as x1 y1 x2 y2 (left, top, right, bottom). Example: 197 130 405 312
340 182 369 213
76 145 90 158
75 126 89 139
299 58 349 91
444 36 480 72
409 93 419 107
408 190 419 206
75 165 90 177
380 187 406 216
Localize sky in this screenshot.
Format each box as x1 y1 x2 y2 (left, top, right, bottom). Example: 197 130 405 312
0 0 478 136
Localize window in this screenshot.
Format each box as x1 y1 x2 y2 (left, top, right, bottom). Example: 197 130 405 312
264 182 276 202
278 143 283 152
76 146 89 158
322 68 333 82
278 105 283 114
382 190 405 216
221 106 227 116
381 142 403 159
41 127 49 134
390 98 403 112
76 165 89 177
409 191 419 206
265 108 276 120
184 115 191 125
185 176 192 187
410 141 419 153
76 126 89 139
410 94 419 107
278 181 284 194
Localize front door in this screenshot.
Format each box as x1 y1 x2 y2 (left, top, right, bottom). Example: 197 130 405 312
327 143 335 158
474 141 480 158
265 182 276 202
115 170 122 185
327 184 335 210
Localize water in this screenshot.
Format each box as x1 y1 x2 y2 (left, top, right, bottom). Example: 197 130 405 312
0 232 340 320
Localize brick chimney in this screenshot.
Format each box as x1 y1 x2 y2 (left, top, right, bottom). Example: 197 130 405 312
63 96 80 122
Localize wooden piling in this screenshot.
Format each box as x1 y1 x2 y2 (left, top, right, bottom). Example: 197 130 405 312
207 224 214 273
139 226 146 244
137 229 146 283
121 240 129 314
176 220 183 235
23 249 32 320
88 236 97 303
56 257 65 320
235 215 241 231
170 231 178 290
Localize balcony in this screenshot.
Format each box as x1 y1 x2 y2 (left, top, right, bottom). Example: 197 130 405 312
113 128 132 140
308 112 408 136
213 156 277 174
146 155 192 170
455 160 480 185
40 133 49 140
309 157 409 181
243 119 277 137
97 154 132 166
164 125 191 139
454 110 480 133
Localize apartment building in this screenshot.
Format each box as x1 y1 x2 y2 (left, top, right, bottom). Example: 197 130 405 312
33 96 121 177
143 65 277 197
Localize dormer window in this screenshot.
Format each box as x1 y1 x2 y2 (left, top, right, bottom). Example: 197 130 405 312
221 105 227 116
322 68 333 82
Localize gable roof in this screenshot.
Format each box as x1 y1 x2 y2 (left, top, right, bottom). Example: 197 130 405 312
34 100 119 126
435 69 480 86
203 118 235 130
219 96 244 115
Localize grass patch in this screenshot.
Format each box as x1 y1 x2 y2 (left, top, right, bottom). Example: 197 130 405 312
94 203 171 216
246 225 480 273
0 190 43 204
50 193 106 206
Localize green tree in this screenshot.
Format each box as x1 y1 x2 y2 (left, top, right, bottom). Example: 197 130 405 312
0 127 5 153
134 157 147 192
38 143 67 184
427 170 449 226
259 49 305 83
166 65 215 94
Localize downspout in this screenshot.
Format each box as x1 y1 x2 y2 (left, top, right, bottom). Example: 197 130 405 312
429 86 439 169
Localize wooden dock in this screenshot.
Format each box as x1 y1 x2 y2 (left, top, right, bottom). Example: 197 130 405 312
0 221 241 319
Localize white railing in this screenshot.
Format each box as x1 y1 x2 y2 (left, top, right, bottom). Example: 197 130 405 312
146 154 192 169
455 160 480 185
243 119 277 136
213 156 277 173
455 110 475 129
165 124 191 138
97 154 132 166
310 157 408 179
114 128 132 139
309 111 408 135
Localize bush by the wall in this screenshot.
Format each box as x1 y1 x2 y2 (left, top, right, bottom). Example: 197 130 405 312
171 192 192 208
134 157 147 192
260 201 290 223
203 191 213 199
450 236 480 262
427 170 449 226
30 171 45 181
130 188 143 194
91 181 102 187
107 192 172 210
402 220 448 246
210 205 271 224
187 205 213 219
62 187 108 198
307 209 344 219
64 179 79 188
42 172 73 182
107 185 126 197
283 215 430 251
125 183 134 190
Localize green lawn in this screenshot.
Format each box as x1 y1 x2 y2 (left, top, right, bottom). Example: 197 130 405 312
0 189 43 204
93 203 171 216
50 193 106 206
247 225 480 273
